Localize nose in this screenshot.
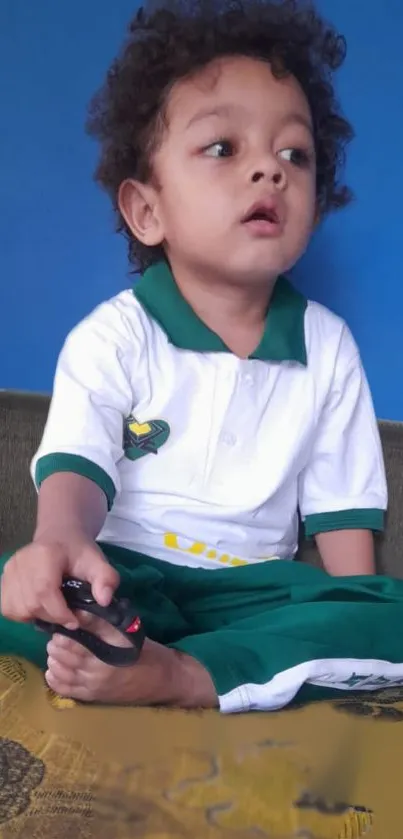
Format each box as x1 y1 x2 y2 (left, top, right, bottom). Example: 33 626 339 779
250 154 287 190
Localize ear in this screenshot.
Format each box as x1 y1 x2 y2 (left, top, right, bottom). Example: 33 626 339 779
118 179 164 247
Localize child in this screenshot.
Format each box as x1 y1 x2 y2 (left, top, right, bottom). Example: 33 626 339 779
3 0 403 715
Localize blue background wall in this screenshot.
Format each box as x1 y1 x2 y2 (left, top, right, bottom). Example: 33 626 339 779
1 0 402 418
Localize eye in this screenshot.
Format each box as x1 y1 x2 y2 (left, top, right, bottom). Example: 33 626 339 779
278 147 312 167
203 139 235 158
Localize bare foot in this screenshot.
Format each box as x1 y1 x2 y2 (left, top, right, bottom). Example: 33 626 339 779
45 611 217 707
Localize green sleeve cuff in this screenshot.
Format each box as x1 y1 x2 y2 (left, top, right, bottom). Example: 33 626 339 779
35 453 116 511
304 508 385 538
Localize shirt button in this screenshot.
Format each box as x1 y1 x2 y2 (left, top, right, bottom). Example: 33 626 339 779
244 374 254 387
220 431 237 446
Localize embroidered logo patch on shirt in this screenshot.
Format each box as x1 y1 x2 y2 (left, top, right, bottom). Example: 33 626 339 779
123 415 170 460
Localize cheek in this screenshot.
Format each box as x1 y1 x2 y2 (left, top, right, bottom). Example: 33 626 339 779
157 190 184 237
294 212 316 251
286 184 316 256
292 179 316 226
160 173 195 211
160 178 217 232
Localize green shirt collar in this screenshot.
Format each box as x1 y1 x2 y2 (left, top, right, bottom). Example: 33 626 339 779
133 261 307 364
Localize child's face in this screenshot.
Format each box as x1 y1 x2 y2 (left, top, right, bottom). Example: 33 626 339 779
132 55 317 285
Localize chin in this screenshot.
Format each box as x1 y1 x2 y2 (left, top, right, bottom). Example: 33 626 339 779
228 257 292 284
225 241 297 278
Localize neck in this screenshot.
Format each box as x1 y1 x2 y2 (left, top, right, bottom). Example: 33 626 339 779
169 263 277 358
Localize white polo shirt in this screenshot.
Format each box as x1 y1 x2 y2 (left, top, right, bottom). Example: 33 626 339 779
32 261 387 570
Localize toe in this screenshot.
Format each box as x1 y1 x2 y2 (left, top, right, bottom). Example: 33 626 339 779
47 639 85 668
48 634 88 660
75 610 132 648
47 656 72 681
50 633 79 649
45 667 77 698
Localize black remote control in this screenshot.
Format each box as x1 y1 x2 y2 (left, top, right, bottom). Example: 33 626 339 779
35 577 145 667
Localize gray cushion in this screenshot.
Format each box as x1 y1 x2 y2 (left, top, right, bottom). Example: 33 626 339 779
0 391 401 576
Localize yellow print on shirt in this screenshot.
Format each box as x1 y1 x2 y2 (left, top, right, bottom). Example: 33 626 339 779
163 533 280 567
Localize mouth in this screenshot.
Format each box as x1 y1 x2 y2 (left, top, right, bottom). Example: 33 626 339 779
242 202 280 226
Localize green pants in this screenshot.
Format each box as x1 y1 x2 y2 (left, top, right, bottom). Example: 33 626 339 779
3 543 403 713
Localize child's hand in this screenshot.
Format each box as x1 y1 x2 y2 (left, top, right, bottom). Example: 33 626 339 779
0 539 119 629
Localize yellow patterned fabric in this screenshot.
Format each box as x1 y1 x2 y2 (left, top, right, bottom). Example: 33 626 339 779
0 656 401 838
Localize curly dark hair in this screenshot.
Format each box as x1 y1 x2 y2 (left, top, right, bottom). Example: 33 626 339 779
86 0 354 273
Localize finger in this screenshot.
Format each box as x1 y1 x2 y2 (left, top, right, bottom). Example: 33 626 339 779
0 573 44 623
0 580 23 621
0 563 31 622
17 558 78 629
76 610 92 626
73 548 120 607
34 588 79 629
